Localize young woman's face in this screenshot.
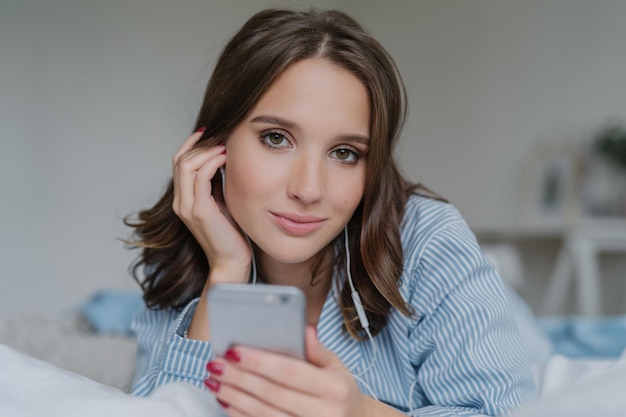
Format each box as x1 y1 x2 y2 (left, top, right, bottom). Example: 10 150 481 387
224 58 370 266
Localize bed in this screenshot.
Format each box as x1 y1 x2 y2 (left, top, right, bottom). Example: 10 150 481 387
1 288 626 416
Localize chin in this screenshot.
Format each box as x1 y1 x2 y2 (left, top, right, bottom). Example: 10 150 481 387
264 249 319 265
256 240 329 265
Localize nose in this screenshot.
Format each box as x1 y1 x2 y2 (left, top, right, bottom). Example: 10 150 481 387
287 155 324 204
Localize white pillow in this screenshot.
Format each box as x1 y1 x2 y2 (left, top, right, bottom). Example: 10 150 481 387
0 343 225 417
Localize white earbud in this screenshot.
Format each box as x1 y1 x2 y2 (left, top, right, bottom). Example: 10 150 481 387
344 226 369 331
220 166 225 195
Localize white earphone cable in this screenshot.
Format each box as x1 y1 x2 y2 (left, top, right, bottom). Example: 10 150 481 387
344 226 379 383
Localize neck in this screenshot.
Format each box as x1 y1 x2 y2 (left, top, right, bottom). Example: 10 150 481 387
256 248 333 325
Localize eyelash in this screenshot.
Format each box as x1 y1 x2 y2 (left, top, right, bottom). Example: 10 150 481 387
259 130 362 165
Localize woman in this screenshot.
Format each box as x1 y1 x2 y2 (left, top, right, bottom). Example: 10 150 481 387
125 8 535 416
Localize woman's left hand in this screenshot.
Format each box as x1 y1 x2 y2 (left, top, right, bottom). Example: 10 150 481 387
205 326 369 417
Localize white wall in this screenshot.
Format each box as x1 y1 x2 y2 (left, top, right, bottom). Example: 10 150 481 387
347 0 626 230
1 0 625 316
0 0 345 316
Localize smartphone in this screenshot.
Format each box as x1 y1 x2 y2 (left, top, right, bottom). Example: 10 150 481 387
208 284 306 360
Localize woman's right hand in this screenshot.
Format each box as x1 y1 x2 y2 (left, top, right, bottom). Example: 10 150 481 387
172 129 251 287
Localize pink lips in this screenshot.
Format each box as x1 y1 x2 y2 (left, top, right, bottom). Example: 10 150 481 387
270 212 327 235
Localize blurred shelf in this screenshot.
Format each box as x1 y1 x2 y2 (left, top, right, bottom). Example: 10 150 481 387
474 216 626 241
475 217 626 317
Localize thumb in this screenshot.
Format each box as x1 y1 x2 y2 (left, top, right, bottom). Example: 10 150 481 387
305 325 339 368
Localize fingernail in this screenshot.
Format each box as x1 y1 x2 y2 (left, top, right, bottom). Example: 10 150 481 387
204 378 220 393
225 349 241 363
206 361 224 376
216 398 229 409
196 126 206 133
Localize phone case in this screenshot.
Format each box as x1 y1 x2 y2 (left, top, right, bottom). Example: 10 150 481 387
208 284 306 359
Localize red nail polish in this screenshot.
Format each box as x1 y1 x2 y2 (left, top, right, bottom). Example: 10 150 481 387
204 378 220 393
196 126 206 133
225 349 241 363
206 361 224 376
216 399 229 409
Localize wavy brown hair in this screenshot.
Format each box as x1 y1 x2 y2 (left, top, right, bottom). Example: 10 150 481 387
125 8 440 339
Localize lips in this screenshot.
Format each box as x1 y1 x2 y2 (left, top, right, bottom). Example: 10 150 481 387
270 212 327 235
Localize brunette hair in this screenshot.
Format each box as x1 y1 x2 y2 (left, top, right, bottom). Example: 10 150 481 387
125 8 440 339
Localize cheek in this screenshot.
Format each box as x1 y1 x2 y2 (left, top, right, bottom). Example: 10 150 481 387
227 154 285 200
332 172 366 212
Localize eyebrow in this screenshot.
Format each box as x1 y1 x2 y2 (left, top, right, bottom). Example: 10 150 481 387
250 115 297 130
250 114 371 145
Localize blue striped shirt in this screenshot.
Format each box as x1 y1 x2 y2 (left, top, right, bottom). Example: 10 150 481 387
131 195 536 415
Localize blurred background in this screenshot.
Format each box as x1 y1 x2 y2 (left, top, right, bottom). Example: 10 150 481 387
1 0 626 319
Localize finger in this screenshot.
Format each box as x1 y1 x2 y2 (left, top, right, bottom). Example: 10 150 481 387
173 150 214 218
172 128 207 215
218 390 293 417
209 365 311 417
173 146 224 218
172 127 205 168
224 346 342 398
192 152 227 219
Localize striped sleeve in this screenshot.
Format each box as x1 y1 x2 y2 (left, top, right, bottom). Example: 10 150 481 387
406 218 536 416
130 298 213 396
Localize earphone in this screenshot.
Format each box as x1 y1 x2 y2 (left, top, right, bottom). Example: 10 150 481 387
345 227 417 407
344 226 370 333
220 166 225 193
342 225 379 400
343 225 378 379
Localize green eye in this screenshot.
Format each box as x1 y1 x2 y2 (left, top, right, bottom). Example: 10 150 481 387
268 133 284 145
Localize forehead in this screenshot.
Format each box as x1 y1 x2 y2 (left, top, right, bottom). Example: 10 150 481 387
248 58 371 138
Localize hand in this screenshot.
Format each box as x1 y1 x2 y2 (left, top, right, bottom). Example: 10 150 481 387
204 326 371 417
172 129 251 285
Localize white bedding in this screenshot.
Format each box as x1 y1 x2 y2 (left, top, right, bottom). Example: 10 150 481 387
518 353 626 416
0 344 225 417
0 315 137 391
3 341 626 416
